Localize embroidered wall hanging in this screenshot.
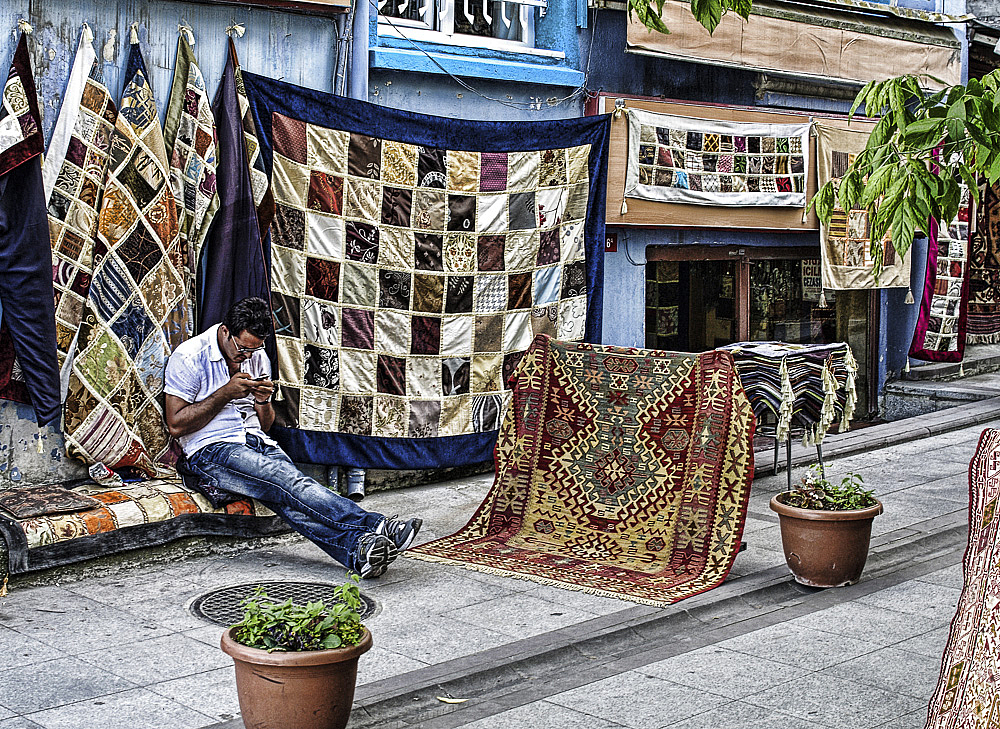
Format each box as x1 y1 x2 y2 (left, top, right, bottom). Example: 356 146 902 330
624 107 809 207
925 427 1000 728
164 31 219 330
0 33 61 426
64 40 190 475
815 124 911 292
411 335 756 606
909 190 972 362
967 181 1000 344
42 27 117 401
241 73 610 469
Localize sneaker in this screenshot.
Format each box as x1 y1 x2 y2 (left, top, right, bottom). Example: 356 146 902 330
353 533 398 579
376 516 423 552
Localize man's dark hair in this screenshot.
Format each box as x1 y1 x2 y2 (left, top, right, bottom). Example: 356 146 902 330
223 297 272 340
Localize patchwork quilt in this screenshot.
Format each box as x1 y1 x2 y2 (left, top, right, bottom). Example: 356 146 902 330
625 107 809 207
63 41 190 475
164 32 219 329
815 124 911 292
241 74 610 468
910 189 972 362
43 29 118 399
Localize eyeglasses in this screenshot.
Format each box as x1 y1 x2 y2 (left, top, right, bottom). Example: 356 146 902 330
228 333 266 354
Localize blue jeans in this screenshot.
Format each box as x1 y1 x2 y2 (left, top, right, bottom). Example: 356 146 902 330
187 434 383 570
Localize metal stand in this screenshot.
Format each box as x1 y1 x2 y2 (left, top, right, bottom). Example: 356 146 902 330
767 422 824 490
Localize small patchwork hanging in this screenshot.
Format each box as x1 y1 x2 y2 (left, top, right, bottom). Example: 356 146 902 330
43 25 118 401
624 107 810 207
164 27 219 330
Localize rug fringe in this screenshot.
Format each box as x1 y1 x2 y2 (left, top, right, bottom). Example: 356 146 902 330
967 331 1000 345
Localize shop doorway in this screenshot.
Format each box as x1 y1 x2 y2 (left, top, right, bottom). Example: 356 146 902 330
645 245 876 415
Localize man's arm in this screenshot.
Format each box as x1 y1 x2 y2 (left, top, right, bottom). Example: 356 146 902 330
251 379 276 431
165 373 258 438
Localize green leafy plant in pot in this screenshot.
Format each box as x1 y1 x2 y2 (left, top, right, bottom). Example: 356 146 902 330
769 465 883 588
220 575 372 729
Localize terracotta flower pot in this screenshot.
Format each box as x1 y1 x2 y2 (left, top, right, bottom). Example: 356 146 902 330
769 495 883 588
221 626 373 729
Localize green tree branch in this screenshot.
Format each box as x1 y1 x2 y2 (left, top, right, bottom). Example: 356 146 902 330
811 73 1000 270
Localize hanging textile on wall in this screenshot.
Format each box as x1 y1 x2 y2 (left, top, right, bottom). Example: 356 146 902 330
411 335 756 606
241 72 610 469
43 26 118 401
0 33 61 426
624 107 809 207
815 124 911 293
164 30 219 331
64 38 189 474
196 39 268 333
909 190 972 362
967 181 1000 344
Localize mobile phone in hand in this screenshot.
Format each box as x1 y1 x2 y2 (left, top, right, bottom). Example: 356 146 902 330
253 375 268 381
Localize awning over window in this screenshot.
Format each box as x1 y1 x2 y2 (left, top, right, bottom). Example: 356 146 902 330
626 0 962 89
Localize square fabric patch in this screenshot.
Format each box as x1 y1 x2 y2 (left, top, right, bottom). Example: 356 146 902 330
256 90 597 443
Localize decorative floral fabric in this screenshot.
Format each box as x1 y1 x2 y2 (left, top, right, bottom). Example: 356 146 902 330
240 72 610 469
43 30 118 399
925 427 1000 728
63 42 190 475
910 188 972 362
815 124 911 292
411 335 756 606
625 108 809 207
967 182 1000 344
164 33 219 329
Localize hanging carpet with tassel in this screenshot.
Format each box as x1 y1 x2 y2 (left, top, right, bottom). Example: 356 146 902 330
410 335 755 607
0 32 61 426
967 181 1000 344
815 124 912 296
909 189 972 363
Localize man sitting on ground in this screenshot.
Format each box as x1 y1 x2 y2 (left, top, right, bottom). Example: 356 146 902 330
163 297 421 578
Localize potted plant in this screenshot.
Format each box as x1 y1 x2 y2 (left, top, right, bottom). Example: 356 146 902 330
220 575 372 729
769 465 883 588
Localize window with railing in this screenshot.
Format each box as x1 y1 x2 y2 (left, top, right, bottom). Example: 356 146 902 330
377 0 545 50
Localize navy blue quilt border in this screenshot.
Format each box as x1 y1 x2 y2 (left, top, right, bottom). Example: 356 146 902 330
270 426 498 470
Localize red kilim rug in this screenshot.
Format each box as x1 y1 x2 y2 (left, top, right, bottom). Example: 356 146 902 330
925 428 1000 728
410 335 756 606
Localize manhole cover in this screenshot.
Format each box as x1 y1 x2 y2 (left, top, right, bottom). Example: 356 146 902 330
190 581 377 627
